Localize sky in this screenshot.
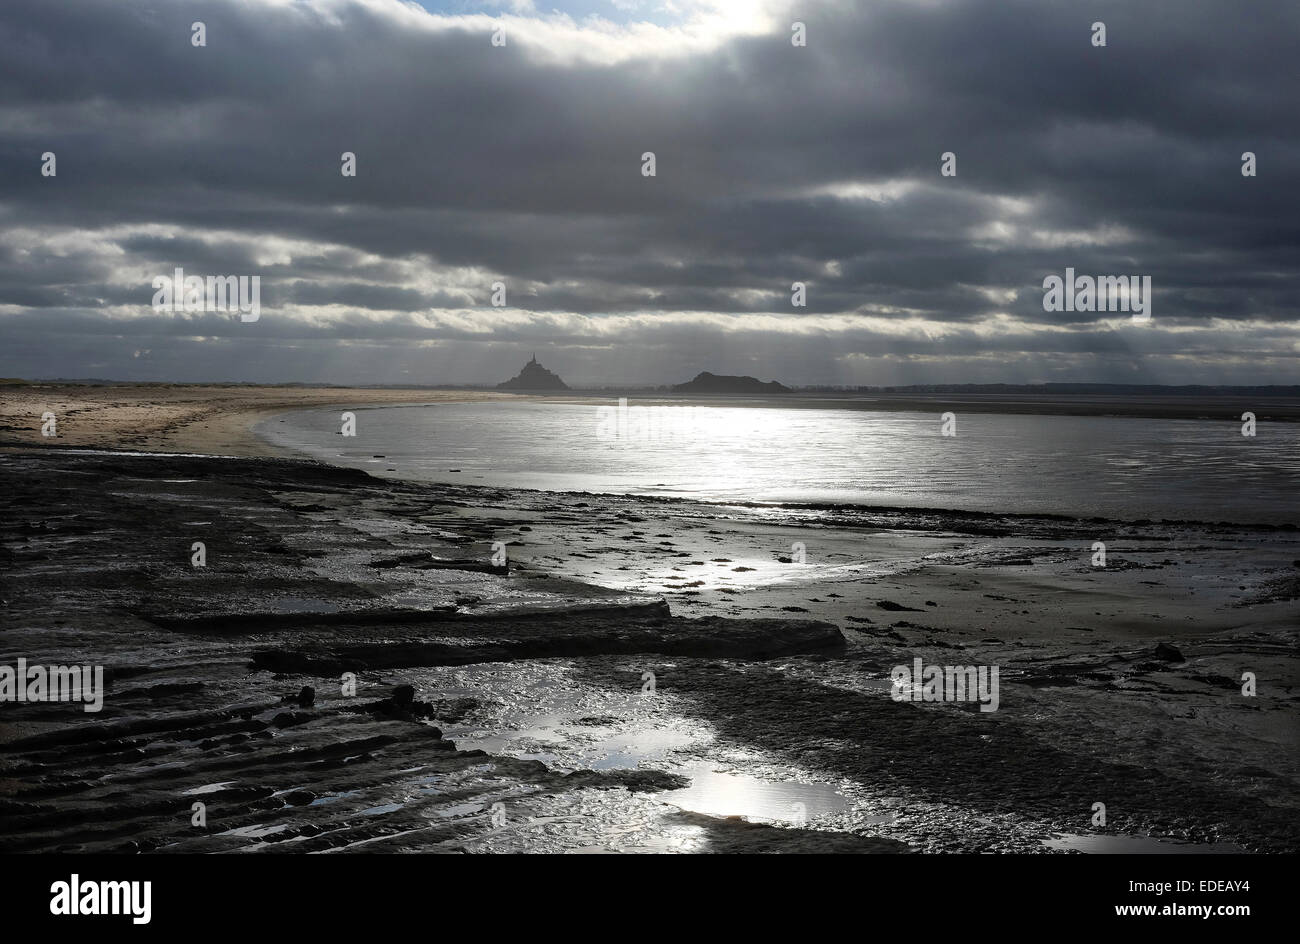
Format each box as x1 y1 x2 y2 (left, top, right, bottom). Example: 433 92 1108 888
0 0 1296 387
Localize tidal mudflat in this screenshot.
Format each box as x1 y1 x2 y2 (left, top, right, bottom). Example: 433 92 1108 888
2 443 1295 853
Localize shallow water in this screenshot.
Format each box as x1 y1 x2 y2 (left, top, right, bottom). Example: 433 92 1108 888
431 661 855 828
661 765 850 822
258 401 1299 525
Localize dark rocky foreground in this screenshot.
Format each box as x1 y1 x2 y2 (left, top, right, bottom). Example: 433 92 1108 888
0 451 884 853
1 449 1296 854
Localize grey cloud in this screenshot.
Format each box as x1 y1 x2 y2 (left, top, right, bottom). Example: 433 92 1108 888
0 0 1296 384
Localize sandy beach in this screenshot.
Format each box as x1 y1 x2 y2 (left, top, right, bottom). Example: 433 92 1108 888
0 382 531 457
1 385 1297 853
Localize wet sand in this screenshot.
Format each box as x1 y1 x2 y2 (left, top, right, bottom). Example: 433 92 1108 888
0 382 523 457
1 387 1297 853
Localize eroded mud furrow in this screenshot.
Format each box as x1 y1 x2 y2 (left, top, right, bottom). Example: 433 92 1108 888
2 451 880 853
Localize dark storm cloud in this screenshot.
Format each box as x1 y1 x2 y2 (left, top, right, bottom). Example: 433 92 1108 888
0 0 1296 384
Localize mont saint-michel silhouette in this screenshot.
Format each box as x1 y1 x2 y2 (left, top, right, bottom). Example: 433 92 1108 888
496 353 570 391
